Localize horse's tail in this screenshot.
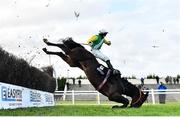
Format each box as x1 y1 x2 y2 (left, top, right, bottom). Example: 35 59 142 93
62 37 84 50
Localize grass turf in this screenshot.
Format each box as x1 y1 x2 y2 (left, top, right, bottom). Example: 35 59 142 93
0 104 180 116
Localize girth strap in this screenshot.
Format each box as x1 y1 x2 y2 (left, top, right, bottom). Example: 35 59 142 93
97 69 111 91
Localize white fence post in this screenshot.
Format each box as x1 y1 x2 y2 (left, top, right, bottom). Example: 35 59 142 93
63 85 67 101
72 90 75 105
97 91 100 105
151 89 155 104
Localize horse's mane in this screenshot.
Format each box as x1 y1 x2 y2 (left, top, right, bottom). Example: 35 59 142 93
62 37 84 50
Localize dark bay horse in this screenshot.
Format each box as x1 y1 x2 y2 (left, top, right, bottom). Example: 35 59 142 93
42 38 148 108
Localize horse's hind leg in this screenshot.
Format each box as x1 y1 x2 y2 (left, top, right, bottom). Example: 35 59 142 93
42 48 81 68
43 39 62 47
108 93 129 108
43 39 70 54
42 48 61 56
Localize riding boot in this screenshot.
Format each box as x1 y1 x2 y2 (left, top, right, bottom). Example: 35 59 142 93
106 60 114 70
106 60 121 76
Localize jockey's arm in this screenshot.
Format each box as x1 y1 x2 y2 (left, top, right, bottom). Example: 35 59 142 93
104 38 111 45
86 35 98 45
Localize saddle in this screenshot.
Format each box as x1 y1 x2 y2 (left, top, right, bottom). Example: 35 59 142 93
96 64 122 91
97 64 121 77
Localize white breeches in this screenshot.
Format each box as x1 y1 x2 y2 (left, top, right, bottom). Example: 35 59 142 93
91 49 109 62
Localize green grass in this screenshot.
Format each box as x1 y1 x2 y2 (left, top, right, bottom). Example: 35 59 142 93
0 104 180 116
55 100 118 105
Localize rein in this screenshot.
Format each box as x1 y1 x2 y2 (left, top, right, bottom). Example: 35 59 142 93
97 69 111 91
131 89 142 105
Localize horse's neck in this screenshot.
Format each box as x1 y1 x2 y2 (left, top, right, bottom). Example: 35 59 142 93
79 60 103 88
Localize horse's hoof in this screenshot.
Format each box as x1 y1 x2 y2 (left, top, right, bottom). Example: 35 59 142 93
43 38 48 42
42 48 47 53
129 106 139 108
112 105 127 109
112 105 119 109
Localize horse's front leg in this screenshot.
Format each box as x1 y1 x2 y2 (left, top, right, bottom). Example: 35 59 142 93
108 92 129 108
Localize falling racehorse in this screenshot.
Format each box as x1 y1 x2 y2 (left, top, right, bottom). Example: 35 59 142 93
42 38 148 108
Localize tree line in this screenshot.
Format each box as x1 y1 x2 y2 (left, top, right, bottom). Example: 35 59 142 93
0 47 56 93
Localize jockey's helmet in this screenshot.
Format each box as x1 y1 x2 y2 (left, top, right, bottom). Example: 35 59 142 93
99 29 108 35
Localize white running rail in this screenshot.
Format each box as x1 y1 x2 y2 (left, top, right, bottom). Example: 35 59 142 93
54 89 180 105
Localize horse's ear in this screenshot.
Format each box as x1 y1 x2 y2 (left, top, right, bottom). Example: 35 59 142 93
145 92 149 99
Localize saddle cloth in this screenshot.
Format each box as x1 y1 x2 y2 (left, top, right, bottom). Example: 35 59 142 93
96 64 109 76
96 64 111 91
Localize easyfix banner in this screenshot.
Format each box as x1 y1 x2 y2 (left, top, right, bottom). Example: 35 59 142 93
0 82 54 109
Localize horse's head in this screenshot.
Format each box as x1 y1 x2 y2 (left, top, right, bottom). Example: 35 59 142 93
130 91 149 108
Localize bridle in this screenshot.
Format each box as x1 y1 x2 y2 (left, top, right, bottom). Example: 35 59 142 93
131 89 142 105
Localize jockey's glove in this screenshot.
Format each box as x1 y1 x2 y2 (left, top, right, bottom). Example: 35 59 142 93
106 41 111 45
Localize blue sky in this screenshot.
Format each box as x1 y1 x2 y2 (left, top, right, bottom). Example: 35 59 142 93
108 0 141 12
0 0 179 78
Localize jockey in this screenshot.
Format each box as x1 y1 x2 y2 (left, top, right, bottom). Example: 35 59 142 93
86 30 119 74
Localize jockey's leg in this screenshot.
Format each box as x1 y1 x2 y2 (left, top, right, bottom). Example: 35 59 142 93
106 60 121 75
91 49 120 75
91 49 110 66
106 60 114 70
